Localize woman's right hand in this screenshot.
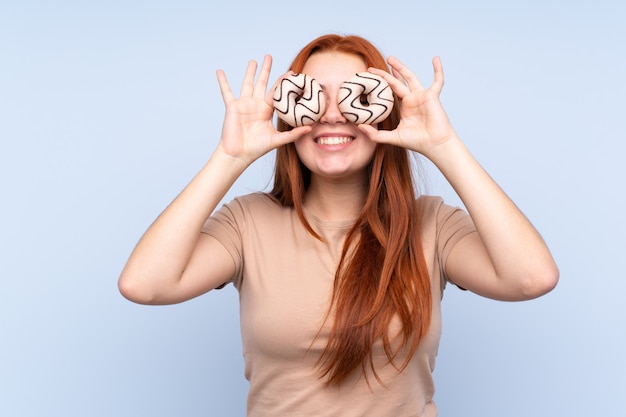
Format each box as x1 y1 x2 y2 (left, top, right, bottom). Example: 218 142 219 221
216 55 311 166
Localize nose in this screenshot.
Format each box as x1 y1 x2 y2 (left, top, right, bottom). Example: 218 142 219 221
319 88 347 124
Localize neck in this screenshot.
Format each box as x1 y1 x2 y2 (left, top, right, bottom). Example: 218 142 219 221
304 174 368 222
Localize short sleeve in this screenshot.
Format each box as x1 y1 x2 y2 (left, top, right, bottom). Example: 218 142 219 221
434 200 477 289
201 198 245 288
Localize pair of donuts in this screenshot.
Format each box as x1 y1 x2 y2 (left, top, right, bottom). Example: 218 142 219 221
273 72 394 127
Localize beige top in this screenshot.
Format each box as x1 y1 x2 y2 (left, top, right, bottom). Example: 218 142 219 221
202 192 476 417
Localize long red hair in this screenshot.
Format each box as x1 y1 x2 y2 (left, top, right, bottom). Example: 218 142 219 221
270 34 431 385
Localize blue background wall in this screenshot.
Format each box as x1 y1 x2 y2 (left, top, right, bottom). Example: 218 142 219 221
1 1 624 415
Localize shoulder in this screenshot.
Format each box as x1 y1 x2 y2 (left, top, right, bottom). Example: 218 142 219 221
415 194 443 216
416 195 472 227
224 192 287 216
416 195 453 227
210 192 291 228
202 192 291 267
415 194 476 252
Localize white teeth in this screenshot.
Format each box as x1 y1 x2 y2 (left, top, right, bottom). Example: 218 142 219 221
317 136 352 146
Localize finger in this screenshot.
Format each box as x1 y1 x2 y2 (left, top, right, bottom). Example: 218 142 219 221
387 56 425 92
431 56 445 93
253 55 273 98
273 125 312 147
367 67 411 99
240 59 258 97
265 70 294 107
390 66 406 85
357 123 395 144
216 69 235 104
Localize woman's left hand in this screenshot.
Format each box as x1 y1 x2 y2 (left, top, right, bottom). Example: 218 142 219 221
366 58 559 302
360 56 458 157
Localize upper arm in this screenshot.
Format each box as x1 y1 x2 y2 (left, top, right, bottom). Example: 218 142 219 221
445 231 524 301
121 233 238 306
427 195 557 302
174 232 238 302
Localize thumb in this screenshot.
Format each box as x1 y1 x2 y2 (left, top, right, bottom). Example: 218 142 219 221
274 125 312 147
358 124 390 144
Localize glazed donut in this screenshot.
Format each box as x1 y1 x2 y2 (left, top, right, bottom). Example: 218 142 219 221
273 73 326 127
338 72 394 124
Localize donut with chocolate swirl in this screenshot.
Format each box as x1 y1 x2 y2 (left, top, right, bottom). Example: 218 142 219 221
338 72 394 124
273 73 326 127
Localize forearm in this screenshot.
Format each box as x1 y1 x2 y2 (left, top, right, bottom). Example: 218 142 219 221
426 135 559 291
118 149 248 299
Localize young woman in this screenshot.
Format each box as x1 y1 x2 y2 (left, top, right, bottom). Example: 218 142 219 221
118 34 559 416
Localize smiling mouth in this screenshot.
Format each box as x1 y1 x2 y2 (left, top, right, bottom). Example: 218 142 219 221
315 136 354 146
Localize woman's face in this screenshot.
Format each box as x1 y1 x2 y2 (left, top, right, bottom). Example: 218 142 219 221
294 51 377 183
